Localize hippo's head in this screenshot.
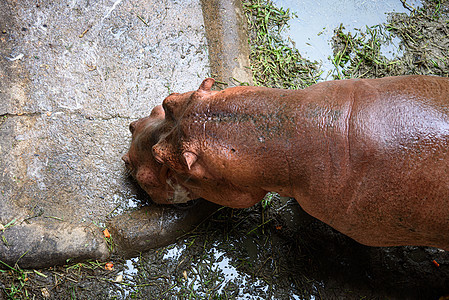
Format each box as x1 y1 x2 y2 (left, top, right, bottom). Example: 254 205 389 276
122 78 222 204
122 103 196 204
123 78 268 207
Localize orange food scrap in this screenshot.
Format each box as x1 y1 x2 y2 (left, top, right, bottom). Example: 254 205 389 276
105 262 113 270
432 259 440 267
103 228 111 238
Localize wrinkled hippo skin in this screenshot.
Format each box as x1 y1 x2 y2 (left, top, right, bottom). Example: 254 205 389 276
123 75 449 250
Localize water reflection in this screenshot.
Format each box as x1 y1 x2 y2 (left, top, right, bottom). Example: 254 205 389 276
272 0 422 76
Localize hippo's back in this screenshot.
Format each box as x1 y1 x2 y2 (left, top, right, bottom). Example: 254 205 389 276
298 76 449 249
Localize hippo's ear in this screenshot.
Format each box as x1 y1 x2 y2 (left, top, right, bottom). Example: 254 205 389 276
198 78 215 92
182 151 197 170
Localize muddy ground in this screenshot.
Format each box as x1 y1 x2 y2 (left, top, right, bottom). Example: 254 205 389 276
2 0 449 299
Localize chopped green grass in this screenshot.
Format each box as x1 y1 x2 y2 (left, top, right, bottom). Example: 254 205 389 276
331 0 449 79
243 0 322 88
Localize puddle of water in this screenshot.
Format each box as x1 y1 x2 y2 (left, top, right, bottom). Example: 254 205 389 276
272 0 422 77
115 257 139 298
99 194 449 299
159 236 317 299
163 244 186 260
124 258 138 276
164 243 269 299
119 237 313 299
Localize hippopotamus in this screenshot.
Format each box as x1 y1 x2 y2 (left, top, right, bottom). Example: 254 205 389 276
123 75 449 250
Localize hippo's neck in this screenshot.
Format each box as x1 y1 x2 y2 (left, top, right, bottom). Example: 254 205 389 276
191 81 356 199
256 82 355 199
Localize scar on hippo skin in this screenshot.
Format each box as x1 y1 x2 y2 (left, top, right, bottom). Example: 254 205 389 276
124 75 449 250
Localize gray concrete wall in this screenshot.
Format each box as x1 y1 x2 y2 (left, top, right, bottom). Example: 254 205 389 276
0 0 210 267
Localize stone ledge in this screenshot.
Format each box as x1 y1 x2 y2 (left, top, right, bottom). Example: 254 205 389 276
0 221 109 269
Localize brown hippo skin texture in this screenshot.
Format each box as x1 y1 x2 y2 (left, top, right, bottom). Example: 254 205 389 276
123 75 449 250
